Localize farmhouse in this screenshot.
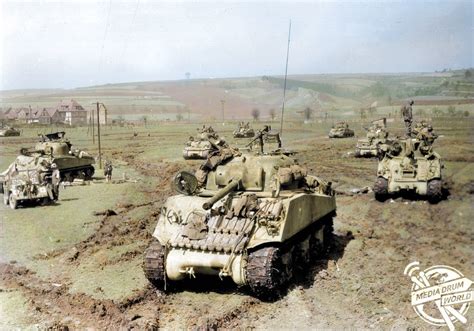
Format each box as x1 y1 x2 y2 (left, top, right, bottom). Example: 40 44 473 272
56 99 88 125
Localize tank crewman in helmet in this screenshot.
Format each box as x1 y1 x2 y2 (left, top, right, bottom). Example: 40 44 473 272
401 100 414 137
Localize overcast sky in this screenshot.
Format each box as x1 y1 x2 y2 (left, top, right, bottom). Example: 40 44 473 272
0 0 472 90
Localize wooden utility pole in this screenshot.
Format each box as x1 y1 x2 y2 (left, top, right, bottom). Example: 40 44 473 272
91 108 95 144
96 102 102 169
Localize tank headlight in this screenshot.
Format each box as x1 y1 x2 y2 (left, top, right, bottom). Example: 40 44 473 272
166 209 181 224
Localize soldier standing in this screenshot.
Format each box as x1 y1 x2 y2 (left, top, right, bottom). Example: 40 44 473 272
51 163 61 201
401 100 414 137
104 160 113 183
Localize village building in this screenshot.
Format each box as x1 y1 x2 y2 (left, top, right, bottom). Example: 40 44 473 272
56 99 88 125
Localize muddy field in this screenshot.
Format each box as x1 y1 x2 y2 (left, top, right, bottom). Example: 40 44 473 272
0 117 473 330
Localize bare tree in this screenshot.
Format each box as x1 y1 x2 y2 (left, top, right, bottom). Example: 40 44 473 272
141 115 148 127
269 108 276 121
303 107 314 121
251 108 260 121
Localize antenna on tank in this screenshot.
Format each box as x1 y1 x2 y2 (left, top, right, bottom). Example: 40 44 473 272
279 20 291 138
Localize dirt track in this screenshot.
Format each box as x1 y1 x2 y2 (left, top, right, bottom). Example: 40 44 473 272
0 118 473 329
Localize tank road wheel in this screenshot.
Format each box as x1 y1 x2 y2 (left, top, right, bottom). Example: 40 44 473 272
83 167 95 180
246 246 291 299
9 194 18 210
427 179 443 203
143 239 167 290
374 177 389 202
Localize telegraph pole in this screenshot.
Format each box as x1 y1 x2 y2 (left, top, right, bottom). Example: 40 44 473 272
91 108 95 144
279 20 291 138
96 102 102 169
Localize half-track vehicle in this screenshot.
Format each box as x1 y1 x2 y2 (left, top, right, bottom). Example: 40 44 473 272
144 141 336 297
233 122 255 138
374 126 442 202
183 125 220 160
0 126 21 137
328 121 354 138
355 118 389 158
21 131 95 181
2 155 54 209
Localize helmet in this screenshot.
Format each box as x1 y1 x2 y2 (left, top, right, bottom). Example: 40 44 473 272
410 100 414 105
51 163 57 169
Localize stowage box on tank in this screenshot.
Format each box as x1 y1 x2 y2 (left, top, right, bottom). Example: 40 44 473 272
144 147 336 297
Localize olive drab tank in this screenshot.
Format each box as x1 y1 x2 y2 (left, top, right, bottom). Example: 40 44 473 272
355 118 390 158
1 155 54 209
24 131 95 181
328 121 354 138
374 123 442 202
233 122 255 138
144 140 337 298
0 126 21 137
183 126 220 160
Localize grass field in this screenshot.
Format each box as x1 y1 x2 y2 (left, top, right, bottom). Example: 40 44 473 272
0 112 473 329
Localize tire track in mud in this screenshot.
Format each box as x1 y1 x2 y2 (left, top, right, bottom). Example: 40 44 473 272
1 147 185 329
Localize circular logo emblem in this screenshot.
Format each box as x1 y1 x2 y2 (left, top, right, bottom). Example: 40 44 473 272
404 262 473 330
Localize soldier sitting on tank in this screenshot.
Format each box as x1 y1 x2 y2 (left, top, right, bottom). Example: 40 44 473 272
417 125 438 157
195 140 241 187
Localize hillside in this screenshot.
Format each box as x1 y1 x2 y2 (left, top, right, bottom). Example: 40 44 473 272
1 70 473 121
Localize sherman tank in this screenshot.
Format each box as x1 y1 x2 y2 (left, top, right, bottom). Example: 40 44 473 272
1 155 54 209
183 126 220 160
144 143 336 297
355 118 389 158
22 131 95 181
233 122 255 138
328 121 354 138
374 131 442 202
0 126 21 137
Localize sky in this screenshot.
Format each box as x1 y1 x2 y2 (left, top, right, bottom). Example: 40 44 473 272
0 0 472 90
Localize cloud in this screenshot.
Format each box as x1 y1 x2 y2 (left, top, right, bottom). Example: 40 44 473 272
0 0 472 89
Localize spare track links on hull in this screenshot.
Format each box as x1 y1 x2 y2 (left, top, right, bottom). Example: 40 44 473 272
144 213 335 298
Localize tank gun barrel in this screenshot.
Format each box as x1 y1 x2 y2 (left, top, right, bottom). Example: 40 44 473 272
202 178 240 210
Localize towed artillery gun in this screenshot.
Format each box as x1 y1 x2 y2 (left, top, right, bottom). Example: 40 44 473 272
183 125 220 160
1 155 55 209
355 118 390 158
233 122 255 138
21 131 95 181
328 121 354 138
144 140 336 297
0 126 21 137
374 123 442 202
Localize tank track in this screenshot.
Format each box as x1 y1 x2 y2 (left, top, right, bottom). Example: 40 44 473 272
427 179 442 203
143 239 166 290
373 177 388 201
246 213 334 298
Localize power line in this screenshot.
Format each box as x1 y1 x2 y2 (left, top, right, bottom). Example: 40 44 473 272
119 0 140 64
98 0 113 74
279 20 291 138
